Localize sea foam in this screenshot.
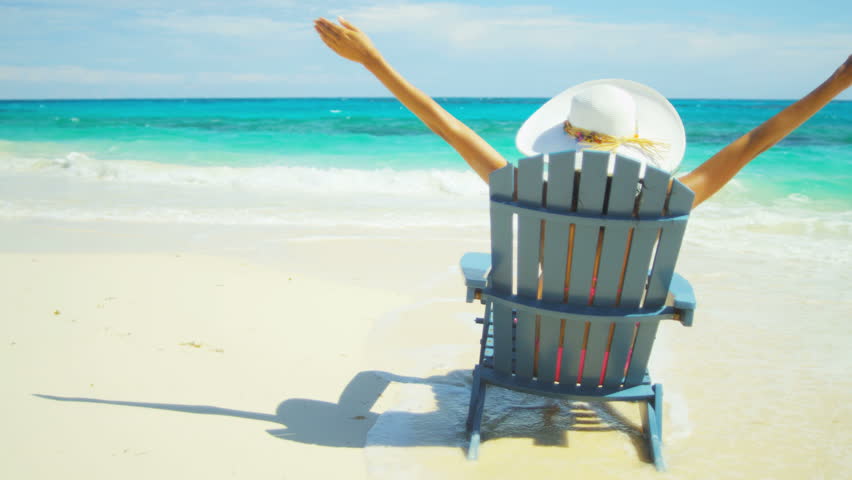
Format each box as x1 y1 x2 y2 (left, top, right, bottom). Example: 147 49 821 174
0 151 491 228
0 150 487 197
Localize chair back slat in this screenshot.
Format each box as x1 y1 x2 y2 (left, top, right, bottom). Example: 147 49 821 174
514 157 546 378
489 165 515 295
539 152 575 303
644 180 695 308
559 318 587 385
581 321 613 388
619 166 669 308
603 322 638 386
516 156 545 297
541 227 570 303
645 227 685 309
565 151 608 304
576 151 609 211
545 151 576 210
625 320 661 385
491 303 515 375
667 181 694 216
537 315 561 382
637 165 670 216
514 311 536 377
488 166 516 376
593 158 641 307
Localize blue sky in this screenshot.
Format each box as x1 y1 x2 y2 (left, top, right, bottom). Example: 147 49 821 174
1 0 850 99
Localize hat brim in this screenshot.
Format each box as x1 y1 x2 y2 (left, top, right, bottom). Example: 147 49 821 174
516 79 686 172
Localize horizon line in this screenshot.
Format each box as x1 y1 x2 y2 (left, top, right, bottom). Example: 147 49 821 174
2 96 846 102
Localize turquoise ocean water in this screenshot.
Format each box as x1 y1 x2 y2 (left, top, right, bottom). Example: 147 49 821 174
0 97 850 235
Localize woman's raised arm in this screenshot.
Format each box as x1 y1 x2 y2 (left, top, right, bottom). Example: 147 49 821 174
314 17 508 182
679 55 852 208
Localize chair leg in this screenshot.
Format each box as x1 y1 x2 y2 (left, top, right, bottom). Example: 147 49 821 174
465 366 480 432
466 376 487 460
643 384 666 472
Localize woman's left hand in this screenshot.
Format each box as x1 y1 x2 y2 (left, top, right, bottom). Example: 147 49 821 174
314 17 380 66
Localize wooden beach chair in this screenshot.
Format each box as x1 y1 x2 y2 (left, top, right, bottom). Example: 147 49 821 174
460 151 697 471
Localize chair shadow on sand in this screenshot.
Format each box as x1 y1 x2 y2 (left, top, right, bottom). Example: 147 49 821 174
36 369 653 462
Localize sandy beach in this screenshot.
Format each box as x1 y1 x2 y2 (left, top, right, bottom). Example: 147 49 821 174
1 213 849 480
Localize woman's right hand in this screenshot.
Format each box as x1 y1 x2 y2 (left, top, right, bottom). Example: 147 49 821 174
314 17 380 66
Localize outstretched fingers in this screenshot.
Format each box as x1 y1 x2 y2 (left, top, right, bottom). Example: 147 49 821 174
338 16 359 31
314 20 345 52
314 18 342 39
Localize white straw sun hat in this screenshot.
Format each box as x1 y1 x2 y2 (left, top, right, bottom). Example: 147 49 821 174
516 79 686 172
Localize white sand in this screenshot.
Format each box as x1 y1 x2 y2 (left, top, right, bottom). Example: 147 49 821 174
1 218 850 479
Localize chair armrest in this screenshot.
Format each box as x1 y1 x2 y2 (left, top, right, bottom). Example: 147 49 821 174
670 272 696 326
460 252 491 303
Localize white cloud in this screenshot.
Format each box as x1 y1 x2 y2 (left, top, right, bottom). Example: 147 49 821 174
342 2 851 63
195 71 331 85
0 65 329 87
0 66 182 85
137 14 306 37
17 0 299 9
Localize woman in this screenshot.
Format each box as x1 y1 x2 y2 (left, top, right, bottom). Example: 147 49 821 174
314 17 851 207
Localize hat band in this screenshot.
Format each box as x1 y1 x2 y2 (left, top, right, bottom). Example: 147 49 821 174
563 120 669 164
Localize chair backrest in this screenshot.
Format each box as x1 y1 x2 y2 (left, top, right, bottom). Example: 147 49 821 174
485 151 693 390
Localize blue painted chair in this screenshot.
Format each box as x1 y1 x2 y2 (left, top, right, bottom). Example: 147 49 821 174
461 151 697 471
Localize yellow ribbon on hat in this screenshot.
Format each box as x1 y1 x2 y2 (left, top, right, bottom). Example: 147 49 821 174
563 120 669 162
